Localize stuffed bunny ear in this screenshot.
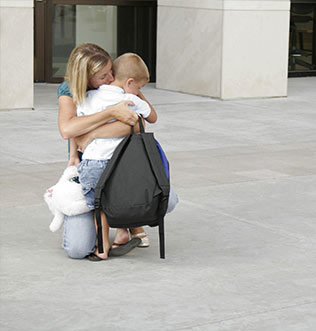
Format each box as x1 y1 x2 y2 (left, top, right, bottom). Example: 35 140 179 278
62 166 79 180
49 211 64 232
44 185 56 215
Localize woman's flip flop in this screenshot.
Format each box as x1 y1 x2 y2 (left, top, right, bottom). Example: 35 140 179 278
88 253 103 262
108 238 141 257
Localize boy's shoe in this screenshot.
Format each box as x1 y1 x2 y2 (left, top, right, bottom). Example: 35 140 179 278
130 232 150 247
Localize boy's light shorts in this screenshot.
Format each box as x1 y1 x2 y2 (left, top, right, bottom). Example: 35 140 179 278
77 159 109 210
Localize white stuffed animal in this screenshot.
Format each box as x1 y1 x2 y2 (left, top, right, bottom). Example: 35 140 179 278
44 166 90 232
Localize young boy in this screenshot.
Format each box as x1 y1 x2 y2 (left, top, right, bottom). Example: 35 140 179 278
76 53 157 260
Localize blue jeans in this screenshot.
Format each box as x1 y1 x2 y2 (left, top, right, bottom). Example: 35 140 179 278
62 187 179 259
62 211 96 259
77 159 109 210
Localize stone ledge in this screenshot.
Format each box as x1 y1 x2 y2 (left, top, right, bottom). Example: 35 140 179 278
0 0 33 8
158 0 290 11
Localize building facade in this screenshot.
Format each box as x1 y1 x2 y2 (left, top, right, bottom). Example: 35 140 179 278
157 0 290 99
1 0 315 109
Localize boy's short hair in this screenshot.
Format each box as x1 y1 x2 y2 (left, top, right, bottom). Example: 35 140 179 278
113 53 150 83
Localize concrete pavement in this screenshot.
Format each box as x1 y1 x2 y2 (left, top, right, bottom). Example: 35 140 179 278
1 78 316 330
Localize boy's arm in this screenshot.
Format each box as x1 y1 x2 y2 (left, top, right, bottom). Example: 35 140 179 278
137 90 157 123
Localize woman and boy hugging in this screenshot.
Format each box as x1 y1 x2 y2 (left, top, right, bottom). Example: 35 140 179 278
56 43 178 261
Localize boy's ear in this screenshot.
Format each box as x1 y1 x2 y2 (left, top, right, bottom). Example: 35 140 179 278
126 78 135 86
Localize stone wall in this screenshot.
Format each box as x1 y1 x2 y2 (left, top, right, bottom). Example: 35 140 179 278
0 0 33 109
157 0 290 99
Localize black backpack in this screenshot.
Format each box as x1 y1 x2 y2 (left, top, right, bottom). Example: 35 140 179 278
94 117 170 258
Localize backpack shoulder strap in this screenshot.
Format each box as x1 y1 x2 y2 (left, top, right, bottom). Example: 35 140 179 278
94 133 132 254
94 133 132 205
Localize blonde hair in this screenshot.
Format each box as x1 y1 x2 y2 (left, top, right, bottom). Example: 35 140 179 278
65 43 111 105
112 53 149 83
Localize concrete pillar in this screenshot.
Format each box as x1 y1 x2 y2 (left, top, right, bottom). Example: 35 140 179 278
157 0 290 99
0 0 34 110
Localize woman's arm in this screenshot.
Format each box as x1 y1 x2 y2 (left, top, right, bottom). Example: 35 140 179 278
58 96 138 139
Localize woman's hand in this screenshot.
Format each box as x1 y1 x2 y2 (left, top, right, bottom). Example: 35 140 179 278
112 101 138 125
67 139 81 166
75 131 95 153
67 155 81 167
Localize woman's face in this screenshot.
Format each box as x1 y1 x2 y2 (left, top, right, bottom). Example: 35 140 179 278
88 60 114 89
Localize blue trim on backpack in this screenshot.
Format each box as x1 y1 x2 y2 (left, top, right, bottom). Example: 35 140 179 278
155 139 169 179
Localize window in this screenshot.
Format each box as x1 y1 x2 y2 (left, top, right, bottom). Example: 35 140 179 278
289 1 316 76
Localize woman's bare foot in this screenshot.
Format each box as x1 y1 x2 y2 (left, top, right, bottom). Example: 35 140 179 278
92 242 111 260
112 228 129 248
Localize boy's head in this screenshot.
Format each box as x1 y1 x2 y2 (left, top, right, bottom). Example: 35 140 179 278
112 53 150 95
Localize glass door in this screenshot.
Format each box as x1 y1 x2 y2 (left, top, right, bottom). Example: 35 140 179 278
34 0 157 83
51 4 117 78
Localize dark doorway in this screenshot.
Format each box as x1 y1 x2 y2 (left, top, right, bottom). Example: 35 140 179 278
34 0 157 83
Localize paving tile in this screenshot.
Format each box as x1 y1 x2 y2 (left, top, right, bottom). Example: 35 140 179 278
1 79 316 330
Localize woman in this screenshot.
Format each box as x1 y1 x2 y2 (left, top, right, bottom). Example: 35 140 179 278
58 43 178 259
